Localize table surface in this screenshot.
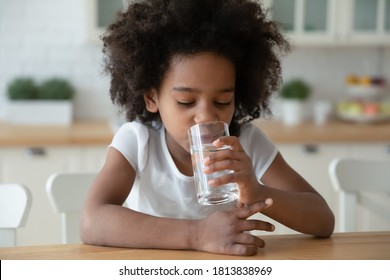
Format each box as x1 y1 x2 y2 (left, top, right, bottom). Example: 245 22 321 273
1 232 389 260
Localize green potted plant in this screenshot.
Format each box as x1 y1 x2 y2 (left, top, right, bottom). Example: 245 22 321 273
6 77 39 100
280 79 311 100
38 78 75 100
279 79 311 126
6 77 75 125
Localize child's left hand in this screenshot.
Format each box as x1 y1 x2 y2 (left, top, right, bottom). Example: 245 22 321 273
203 136 260 204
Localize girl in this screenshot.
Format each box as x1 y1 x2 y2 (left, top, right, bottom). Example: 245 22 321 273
80 0 334 256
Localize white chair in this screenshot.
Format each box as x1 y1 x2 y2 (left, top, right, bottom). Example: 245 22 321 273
329 158 390 232
46 173 97 244
0 184 32 247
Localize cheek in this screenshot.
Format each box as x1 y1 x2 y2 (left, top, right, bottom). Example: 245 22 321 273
224 105 235 123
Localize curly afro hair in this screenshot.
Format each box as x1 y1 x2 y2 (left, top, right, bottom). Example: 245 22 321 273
102 0 290 136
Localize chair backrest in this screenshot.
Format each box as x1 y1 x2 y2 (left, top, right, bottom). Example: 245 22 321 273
46 173 96 244
329 158 390 232
0 184 32 247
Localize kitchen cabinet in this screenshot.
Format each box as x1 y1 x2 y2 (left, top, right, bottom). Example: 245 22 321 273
87 0 390 45
350 143 390 160
263 0 336 46
341 0 390 45
87 0 126 43
79 145 107 172
263 0 390 46
0 145 107 246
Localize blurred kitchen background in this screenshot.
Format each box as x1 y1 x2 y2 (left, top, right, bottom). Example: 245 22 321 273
0 0 389 246
1 0 390 122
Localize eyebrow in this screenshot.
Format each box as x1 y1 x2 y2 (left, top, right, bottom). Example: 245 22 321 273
172 86 235 94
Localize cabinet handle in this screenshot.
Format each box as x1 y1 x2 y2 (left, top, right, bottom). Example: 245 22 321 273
25 147 46 157
301 144 318 154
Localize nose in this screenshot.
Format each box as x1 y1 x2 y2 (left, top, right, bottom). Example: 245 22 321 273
193 102 218 124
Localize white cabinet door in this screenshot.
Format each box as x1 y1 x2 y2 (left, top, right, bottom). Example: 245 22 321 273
87 0 127 43
265 0 390 46
350 143 390 160
0 147 81 246
343 0 390 45
80 145 107 172
268 0 337 46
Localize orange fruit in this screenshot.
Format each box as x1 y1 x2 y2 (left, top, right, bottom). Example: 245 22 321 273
360 76 371 86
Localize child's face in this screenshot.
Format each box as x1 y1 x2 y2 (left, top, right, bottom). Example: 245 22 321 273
144 52 236 153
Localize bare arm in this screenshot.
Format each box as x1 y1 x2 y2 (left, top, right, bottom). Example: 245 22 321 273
80 147 194 249
258 153 335 237
80 147 275 255
206 138 335 237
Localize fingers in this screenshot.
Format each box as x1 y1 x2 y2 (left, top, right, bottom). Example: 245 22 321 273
236 198 273 219
214 136 244 152
206 171 235 187
228 234 266 256
203 137 253 186
202 150 242 173
240 218 275 232
235 232 265 248
202 149 249 186
229 244 258 256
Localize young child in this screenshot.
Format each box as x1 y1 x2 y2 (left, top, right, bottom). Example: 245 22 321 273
80 0 334 256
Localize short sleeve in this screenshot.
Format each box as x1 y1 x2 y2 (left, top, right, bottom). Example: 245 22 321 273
239 123 278 180
109 122 149 173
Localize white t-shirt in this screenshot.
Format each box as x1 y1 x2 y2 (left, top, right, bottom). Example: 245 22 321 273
110 121 277 220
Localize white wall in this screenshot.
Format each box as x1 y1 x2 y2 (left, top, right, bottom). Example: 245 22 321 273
282 47 390 102
1 0 389 121
0 0 113 121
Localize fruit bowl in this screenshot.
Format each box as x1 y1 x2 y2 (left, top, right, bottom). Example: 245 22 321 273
337 111 390 123
345 75 386 100
336 101 390 123
346 85 384 99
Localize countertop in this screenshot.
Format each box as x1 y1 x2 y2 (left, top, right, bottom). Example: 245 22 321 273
0 119 390 147
253 118 390 144
0 121 114 146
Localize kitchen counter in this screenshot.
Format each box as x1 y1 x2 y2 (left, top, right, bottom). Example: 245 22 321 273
253 118 390 143
1 119 389 147
0 121 114 146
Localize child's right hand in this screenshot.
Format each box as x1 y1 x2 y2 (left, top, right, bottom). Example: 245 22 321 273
191 198 274 256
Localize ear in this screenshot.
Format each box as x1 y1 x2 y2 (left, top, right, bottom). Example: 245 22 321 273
144 89 159 113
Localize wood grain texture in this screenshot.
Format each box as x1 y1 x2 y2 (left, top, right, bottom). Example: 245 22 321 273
1 232 389 260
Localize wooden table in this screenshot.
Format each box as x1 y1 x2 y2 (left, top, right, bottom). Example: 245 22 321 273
1 232 389 260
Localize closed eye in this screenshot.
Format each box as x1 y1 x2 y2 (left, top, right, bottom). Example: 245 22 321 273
215 101 231 106
177 101 195 106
